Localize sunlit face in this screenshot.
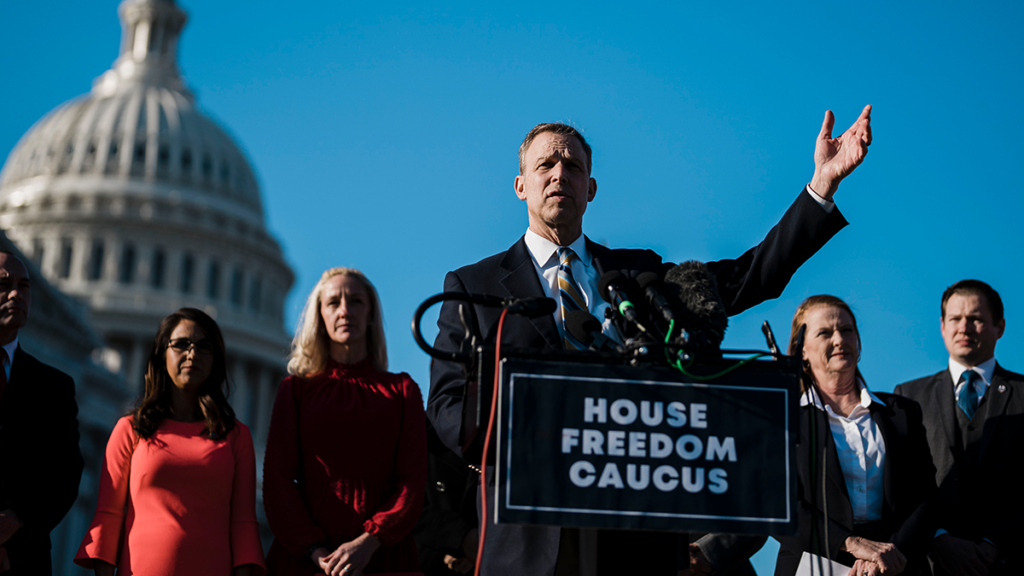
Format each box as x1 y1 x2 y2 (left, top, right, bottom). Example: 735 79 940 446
514 131 597 240
0 253 31 336
941 293 1004 367
320 274 371 348
165 319 214 391
802 305 860 382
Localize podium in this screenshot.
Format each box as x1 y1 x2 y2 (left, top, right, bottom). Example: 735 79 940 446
491 354 800 536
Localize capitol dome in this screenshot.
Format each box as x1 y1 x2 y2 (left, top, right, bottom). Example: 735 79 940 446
0 0 292 457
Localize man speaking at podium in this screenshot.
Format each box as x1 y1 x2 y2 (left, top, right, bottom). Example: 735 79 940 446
428 108 872 576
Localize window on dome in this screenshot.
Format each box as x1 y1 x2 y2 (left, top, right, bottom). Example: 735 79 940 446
59 239 73 279
249 276 261 312
181 148 192 174
181 253 194 294
31 239 45 269
151 248 166 289
132 142 146 176
220 162 230 185
106 142 120 174
84 142 97 170
87 240 105 281
202 154 213 179
119 244 136 284
207 260 221 300
230 268 243 307
157 144 170 168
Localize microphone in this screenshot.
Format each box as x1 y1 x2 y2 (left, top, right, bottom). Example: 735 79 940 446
663 261 728 349
636 272 675 323
597 271 646 331
564 310 624 353
505 297 557 318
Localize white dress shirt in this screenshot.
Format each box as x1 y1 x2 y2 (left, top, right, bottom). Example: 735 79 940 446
523 229 619 342
801 381 887 524
950 356 996 409
2 336 17 381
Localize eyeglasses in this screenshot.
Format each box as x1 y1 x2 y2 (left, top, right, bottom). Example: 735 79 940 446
167 338 215 355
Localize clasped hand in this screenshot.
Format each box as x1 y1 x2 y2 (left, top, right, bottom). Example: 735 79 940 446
312 532 381 576
842 536 906 576
932 534 999 576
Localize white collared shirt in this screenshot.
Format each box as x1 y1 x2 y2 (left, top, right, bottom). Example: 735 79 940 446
523 229 619 342
2 336 17 381
801 382 887 523
949 356 995 408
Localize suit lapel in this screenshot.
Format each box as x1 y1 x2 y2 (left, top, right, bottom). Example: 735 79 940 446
498 237 561 349
870 403 898 514
587 238 625 279
801 406 853 525
930 371 957 452
977 364 1013 460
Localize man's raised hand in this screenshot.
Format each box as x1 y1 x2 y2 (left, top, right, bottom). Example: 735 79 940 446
810 104 872 201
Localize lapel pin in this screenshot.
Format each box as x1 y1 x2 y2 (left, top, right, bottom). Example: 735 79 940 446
998 384 1007 393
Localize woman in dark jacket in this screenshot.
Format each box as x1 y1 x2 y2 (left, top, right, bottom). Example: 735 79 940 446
775 295 936 576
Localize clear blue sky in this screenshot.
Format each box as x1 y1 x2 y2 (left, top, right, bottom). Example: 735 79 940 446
3 1 1022 572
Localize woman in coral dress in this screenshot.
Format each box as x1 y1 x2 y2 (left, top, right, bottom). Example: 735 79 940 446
263 267 426 576
75 308 266 575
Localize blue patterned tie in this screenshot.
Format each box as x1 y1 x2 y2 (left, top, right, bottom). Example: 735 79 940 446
957 369 979 420
557 247 589 350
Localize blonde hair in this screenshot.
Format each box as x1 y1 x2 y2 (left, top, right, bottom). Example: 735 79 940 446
287 267 388 377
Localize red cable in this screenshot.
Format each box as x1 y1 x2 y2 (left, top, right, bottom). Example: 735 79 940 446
474 308 509 576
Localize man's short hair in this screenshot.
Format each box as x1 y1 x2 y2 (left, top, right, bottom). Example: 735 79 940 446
518 123 593 175
941 279 1004 323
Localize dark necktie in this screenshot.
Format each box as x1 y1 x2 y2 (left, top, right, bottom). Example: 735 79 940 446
957 369 979 420
557 247 588 350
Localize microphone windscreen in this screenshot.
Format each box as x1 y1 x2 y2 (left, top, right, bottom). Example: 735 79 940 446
597 271 625 305
564 310 602 345
512 297 557 318
636 272 661 291
663 260 728 347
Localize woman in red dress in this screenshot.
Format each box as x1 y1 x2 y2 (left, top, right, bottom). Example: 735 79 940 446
74 308 266 575
263 267 427 576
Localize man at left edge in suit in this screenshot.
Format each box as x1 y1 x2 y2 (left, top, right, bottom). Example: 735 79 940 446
429 107 872 576
0 251 84 574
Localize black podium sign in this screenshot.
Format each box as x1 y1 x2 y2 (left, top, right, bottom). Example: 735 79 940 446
495 358 799 536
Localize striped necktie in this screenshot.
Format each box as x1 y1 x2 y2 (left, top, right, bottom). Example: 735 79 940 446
557 247 589 350
957 369 980 420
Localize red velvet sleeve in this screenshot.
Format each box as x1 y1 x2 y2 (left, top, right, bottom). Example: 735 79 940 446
229 423 267 575
361 375 428 546
262 377 329 556
74 416 135 568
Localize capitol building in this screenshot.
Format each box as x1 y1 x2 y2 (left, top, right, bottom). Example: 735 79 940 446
0 0 294 570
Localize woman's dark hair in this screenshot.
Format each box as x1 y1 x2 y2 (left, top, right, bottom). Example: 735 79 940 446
131 307 236 439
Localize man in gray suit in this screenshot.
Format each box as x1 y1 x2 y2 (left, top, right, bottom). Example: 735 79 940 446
895 280 1024 576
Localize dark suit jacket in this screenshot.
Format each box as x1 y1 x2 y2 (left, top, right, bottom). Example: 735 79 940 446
894 364 1024 574
413 422 479 576
0 347 84 575
774 393 937 576
427 191 847 576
